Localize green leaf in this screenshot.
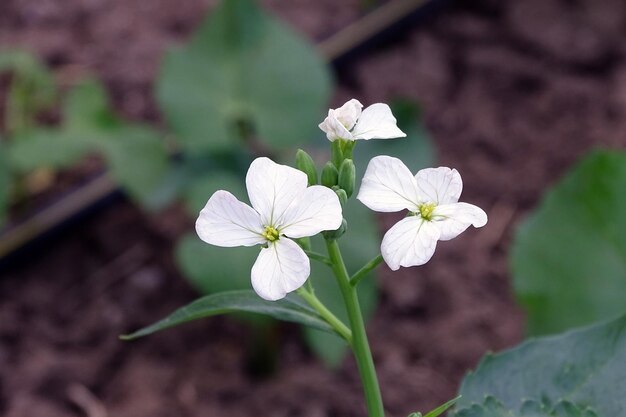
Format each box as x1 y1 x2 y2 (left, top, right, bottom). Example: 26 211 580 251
183 170 246 215
511 150 626 335
63 78 118 132
175 232 258 294
121 289 335 340
98 125 169 208
455 397 597 417
455 314 626 417
157 0 331 152
303 198 379 367
8 128 88 171
353 99 435 178
0 50 57 135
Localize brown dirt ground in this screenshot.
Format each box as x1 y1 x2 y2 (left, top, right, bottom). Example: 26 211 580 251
1 0 625 416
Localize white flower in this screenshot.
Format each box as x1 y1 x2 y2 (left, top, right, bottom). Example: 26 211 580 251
357 156 488 270
196 157 343 301
318 99 406 142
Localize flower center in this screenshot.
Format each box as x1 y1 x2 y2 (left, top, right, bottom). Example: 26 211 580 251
262 226 280 242
418 203 436 221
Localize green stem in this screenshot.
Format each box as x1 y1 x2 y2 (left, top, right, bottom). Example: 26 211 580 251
297 287 352 343
304 250 333 266
326 239 384 417
350 254 383 287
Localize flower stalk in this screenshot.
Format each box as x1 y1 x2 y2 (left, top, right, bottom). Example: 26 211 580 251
326 239 385 417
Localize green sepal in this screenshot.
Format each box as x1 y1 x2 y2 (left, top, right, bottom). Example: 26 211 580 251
331 139 344 168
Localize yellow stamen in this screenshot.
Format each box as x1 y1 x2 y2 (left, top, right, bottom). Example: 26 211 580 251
262 226 280 242
418 203 436 221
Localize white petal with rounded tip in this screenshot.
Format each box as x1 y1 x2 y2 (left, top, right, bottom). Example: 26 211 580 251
318 111 355 141
432 202 488 241
333 99 363 130
381 216 441 270
357 155 421 212
251 238 310 301
351 103 406 140
280 185 343 238
246 157 308 226
415 167 463 205
196 190 265 247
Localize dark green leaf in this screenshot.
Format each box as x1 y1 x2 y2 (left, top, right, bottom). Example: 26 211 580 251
511 150 626 335
121 289 335 340
456 397 597 417
455 314 626 417
183 170 246 215
157 0 331 152
8 128 88 171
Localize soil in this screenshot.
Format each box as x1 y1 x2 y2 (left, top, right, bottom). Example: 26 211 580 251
1 0 625 416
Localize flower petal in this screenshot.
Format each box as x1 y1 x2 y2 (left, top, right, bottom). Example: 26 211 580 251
246 157 308 226
381 216 441 270
318 110 354 141
351 103 406 140
432 202 488 241
251 238 310 301
357 155 421 212
280 185 343 238
196 190 265 247
332 99 363 130
414 167 463 205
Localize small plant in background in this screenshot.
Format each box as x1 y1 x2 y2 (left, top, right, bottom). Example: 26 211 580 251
0 51 169 227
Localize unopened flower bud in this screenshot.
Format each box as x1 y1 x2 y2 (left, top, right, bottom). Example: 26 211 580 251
338 158 356 197
334 188 348 207
295 149 318 185
321 162 339 188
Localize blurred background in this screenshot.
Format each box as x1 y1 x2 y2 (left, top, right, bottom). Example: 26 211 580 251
0 0 625 416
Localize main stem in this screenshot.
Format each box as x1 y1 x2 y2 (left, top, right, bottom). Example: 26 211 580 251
326 239 384 417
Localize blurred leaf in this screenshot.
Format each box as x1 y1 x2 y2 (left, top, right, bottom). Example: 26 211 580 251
454 314 626 417
121 289 335 340
176 232 258 294
0 50 57 135
455 397 597 417
99 126 170 208
511 150 626 335
63 78 118 132
157 0 331 152
304 198 379 367
8 128 88 171
353 99 435 179
183 170 246 215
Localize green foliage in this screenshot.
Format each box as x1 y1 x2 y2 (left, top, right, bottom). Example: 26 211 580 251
456 397 597 417
176 233 259 295
303 199 379 367
454 314 626 417
511 150 626 335
157 0 331 152
7 79 169 208
121 290 336 340
0 50 56 135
